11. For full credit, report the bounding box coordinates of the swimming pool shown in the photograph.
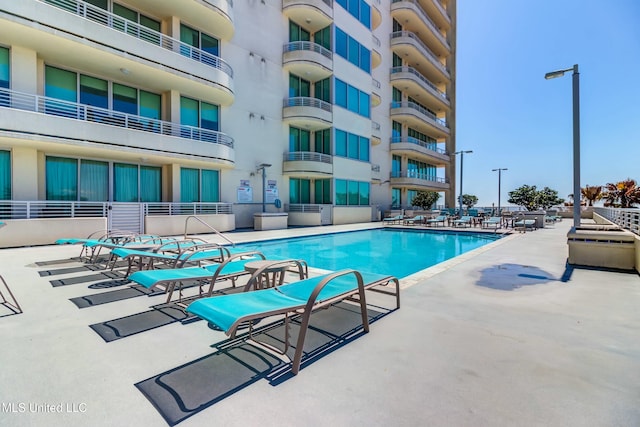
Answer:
[233,229,499,278]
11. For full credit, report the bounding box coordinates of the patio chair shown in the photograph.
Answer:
[127,251,268,307]
[186,269,400,375]
[452,215,473,227]
[403,215,426,226]
[514,218,537,232]
[481,216,502,230]
[425,215,447,227]
[382,214,404,225]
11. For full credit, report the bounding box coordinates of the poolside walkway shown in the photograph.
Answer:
[0,220,638,426]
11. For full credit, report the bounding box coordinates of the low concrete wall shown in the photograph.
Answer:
[288,212,321,226]
[567,227,636,270]
[0,218,106,248]
[332,206,371,225]
[254,213,288,230]
[145,214,235,236]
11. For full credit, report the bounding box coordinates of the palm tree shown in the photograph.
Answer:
[603,179,640,208]
[581,185,603,206]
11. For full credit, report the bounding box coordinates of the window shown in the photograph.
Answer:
[392,121,402,140]
[289,20,310,42]
[335,179,369,205]
[46,157,77,200]
[315,26,331,51]
[314,78,331,103]
[180,24,219,57]
[334,79,369,118]
[392,155,402,177]
[336,0,371,29]
[289,126,310,152]
[408,190,418,207]
[113,3,160,33]
[314,179,331,204]
[114,163,161,202]
[0,150,10,200]
[408,127,438,150]
[80,160,108,201]
[289,178,310,204]
[393,53,403,67]
[335,129,347,157]
[334,27,371,73]
[391,188,401,208]
[180,168,219,202]
[315,128,331,155]
[0,46,9,107]
[334,129,369,161]
[289,74,311,98]
[180,96,219,131]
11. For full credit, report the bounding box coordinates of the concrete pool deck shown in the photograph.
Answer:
[0,220,638,426]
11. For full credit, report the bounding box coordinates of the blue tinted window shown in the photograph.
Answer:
[335,129,347,157]
[347,85,358,112]
[334,79,347,107]
[359,136,370,161]
[360,2,371,29]
[359,92,370,118]
[348,37,359,64]
[335,28,347,58]
[347,133,359,158]
[360,48,371,73]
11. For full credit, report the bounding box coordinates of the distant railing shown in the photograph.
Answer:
[283,41,333,59]
[390,66,448,100]
[371,164,381,172]
[283,0,333,8]
[372,121,381,131]
[372,78,381,89]
[283,96,333,113]
[390,100,447,127]
[391,171,448,183]
[390,136,448,155]
[593,207,640,235]
[0,201,108,219]
[144,203,233,216]
[372,34,381,48]
[390,31,448,75]
[283,151,333,163]
[0,87,234,147]
[42,0,233,77]
[390,0,449,47]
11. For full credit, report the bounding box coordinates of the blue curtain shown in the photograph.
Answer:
[80,160,108,201]
[46,156,77,200]
[140,166,161,202]
[201,169,219,202]
[180,168,199,202]
[0,151,10,199]
[113,163,138,202]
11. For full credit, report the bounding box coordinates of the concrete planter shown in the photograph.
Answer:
[567,227,636,270]
[254,213,288,230]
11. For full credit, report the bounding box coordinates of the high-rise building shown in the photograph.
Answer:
[0,0,455,247]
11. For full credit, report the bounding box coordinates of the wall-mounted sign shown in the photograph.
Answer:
[237,186,253,203]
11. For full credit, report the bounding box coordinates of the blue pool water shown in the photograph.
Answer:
[233,229,499,278]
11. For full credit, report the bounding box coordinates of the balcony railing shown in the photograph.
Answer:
[391,66,448,100]
[43,0,233,78]
[593,207,640,236]
[391,171,447,183]
[372,121,381,131]
[283,41,333,59]
[391,136,448,155]
[390,31,447,75]
[372,78,381,89]
[372,34,381,48]
[283,151,333,163]
[283,97,333,112]
[390,100,447,127]
[0,88,234,147]
[371,164,381,172]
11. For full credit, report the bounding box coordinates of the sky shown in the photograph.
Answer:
[454,0,640,208]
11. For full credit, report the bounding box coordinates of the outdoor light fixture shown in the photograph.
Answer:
[491,168,508,214]
[454,150,473,215]
[256,163,272,212]
[545,64,580,228]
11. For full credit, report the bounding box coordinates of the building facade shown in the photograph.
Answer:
[0,0,456,246]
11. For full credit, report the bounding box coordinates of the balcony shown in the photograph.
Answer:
[371,0,382,29]
[391,0,450,55]
[390,101,449,138]
[282,0,333,32]
[371,34,382,69]
[371,78,382,107]
[390,137,450,165]
[390,66,450,111]
[0,88,235,164]
[390,31,450,84]
[424,0,452,30]
[283,42,333,82]
[283,152,333,177]
[390,171,449,190]
[283,97,333,130]
[2,1,234,104]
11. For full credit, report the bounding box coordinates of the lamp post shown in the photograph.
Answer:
[256,163,272,212]
[545,64,580,228]
[491,168,508,215]
[454,150,473,215]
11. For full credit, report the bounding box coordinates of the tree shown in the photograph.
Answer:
[581,185,603,206]
[603,179,640,208]
[508,185,564,211]
[411,190,440,210]
[461,194,478,210]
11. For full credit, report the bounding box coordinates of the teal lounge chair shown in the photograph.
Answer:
[481,217,502,230]
[404,215,426,226]
[452,215,472,227]
[514,218,536,232]
[186,269,400,375]
[425,215,447,227]
[382,214,403,225]
[128,251,267,306]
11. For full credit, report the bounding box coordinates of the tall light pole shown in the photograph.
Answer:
[256,163,271,212]
[454,150,472,215]
[492,168,508,215]
[545,64,580,228]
